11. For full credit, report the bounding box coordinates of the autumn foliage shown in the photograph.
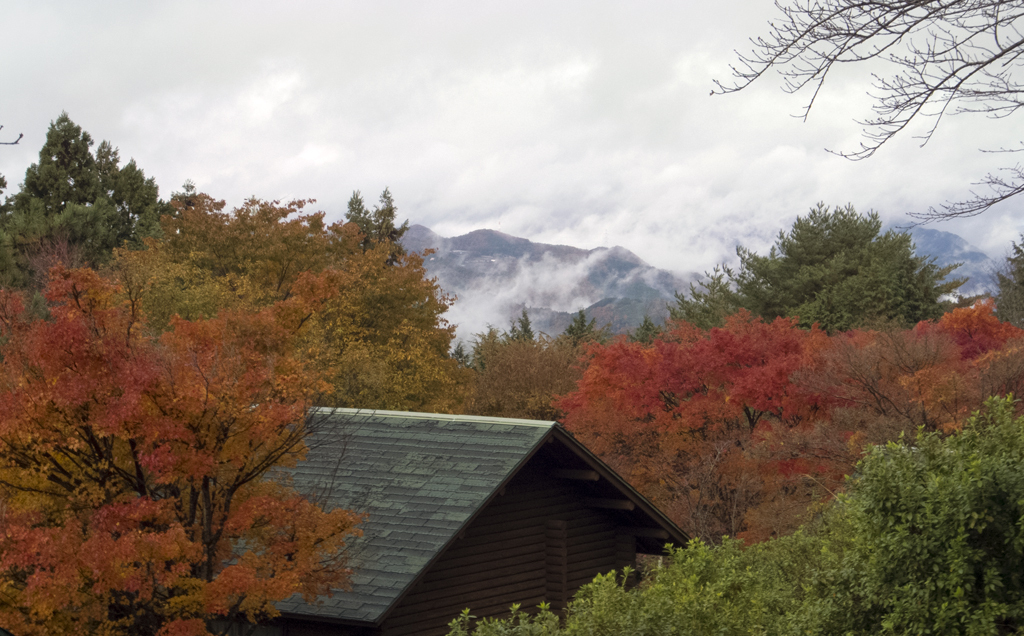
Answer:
[558,301,1024,544]
[112,194,465,413]
[935,297,1023,360]
[0,269,361,636]
[0,187,469,634]
[559,312,833,541]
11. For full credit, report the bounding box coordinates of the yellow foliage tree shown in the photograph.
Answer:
[464,327,584,421]
[112,193,465,414]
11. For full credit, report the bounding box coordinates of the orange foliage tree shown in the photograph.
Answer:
[935,298,1024,360]
[463,321,589,421]
[803,302,1024,443]
[801,326,971,439]
[560,301,1024,545]
[0,269,361,636]
[112,193,465,413]
[558,312,835,543]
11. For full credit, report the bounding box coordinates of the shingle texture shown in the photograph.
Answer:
[276,409,554,625]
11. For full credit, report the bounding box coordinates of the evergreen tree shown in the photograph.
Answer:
[0,171,14,286]
[670,265,741,329]
[469,327,502,372]
[169,179,201,215]
[736,204,962,332]
[0,113,170,288]
[563,309,595,346]
[95,141,167,247]
[507,308,535,342]
[346,190,369,229]
[345,187,410,263]
[561,309,609,347]
[629,315,662,344]
[14,113,100,217]
[681,204,962,333]
[451,341,472,368]
[0,171,8,220]
[995,237,1024,328]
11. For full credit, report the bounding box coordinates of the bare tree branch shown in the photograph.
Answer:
[717,0,1024,221]
[0,125,22,145]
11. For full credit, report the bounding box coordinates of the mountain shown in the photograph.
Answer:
[401,225,695,342]
[906,227,997,296]
[404,224,996,344]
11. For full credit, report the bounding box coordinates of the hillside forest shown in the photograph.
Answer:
[3,115,1024,635]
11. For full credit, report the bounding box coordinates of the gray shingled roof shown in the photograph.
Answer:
[276,409,554,625]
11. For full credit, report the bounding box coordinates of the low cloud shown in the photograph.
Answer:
[412,230,693,343]
[1,0,1020,288]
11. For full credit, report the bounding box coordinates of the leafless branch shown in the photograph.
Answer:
[717,0,1024,219]
[0,125,22,145]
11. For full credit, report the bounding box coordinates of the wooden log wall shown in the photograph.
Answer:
[379,455,637,636]
[545,519,568,611]
[276,620,373,636]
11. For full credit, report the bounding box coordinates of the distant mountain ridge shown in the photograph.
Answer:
[905,227,997,296]
[404,224,997,344]
[402,225,695,341]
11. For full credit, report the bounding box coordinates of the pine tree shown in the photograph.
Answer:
[671,266,741,329]
[345,188,410,264]
[14,113,100,217]
[562,309,608,347]
[629,315,662,344]
[734,204,962,332]
[0,169,8,233]
[507,308,535,342]
[996,237,1024,328]
[679,204,962,333]
[451,341,472,368]
[0,113,170,288]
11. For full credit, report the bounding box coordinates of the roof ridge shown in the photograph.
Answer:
[309,407,557,429]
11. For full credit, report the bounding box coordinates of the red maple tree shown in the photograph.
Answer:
[0,269,361,636]
[934,298,1024,360]
[559,312,835,542]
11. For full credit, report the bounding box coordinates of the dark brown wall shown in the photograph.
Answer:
[379,445,637,636]
[279,620,376,636]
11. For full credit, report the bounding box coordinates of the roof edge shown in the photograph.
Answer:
[311,407,556,429]
[275,611,376,629]
[550,426,690,547]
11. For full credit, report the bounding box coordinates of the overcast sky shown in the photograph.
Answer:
[3,0,1022,277]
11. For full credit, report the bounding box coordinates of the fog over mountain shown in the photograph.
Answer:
[405,224,1000,344]
[402,225,695,342]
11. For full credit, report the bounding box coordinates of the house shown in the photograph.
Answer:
[270,409,687,636]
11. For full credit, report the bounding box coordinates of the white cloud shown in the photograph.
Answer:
[1,0,1021,307]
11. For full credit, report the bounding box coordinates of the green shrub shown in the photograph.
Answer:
[812,395,1024,635]
[448,536,819,636]
[449,396,1024,636]
[447,603,561,636]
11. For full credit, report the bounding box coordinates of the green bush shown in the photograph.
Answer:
[448,535,821,636]
[815,396,1024,635]
[450,397,1024,636]
[447,603,561,636]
